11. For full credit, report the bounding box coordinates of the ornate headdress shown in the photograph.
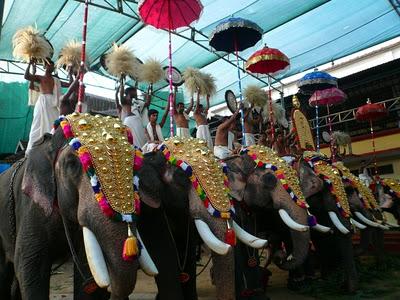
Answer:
[55,113,143,261]
[380,178,400,199]
[303,151,350,218]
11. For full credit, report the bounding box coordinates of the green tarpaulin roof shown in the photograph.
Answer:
[1,0,400,107]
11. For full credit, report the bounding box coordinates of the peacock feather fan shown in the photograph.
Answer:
[56,40,84,74]
[139,58,163,84]
[244,85,268,107]
[199,72,217,97]
[12,26,53,63]
[105,44,141,79]
[183,67,206,96]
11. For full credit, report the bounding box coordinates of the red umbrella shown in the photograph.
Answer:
[245,46,290,75]
[245,46,290,141]
[355,100,388,176]
[138,0,203,137]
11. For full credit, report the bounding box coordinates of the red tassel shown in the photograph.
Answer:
[225,220,236,246]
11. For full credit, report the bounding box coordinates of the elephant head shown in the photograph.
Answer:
[224,146,311,270]
[137,139,266,300]
[377,179,400,227]
[21,115,157,299]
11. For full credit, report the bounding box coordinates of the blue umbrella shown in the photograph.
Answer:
[297,69,338,152]
[209,17,263,146]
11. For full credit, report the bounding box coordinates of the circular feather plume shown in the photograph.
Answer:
[183,67,206,96]
[56,40,85,74]
[199,72,217,97]
[105,44,141,79]
[140,58,163,84]
[244,85,268,107]
[262,101,288,128]
[332,131,351,146]
[12,26,53,63]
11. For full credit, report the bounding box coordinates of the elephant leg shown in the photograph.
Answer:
[11,276,22,300]
[0,242,14,298]
[357,227,372,255]
[371,228,386,268]
[180,224,198,300]
[337,234,358,293]
[14,226,51,300]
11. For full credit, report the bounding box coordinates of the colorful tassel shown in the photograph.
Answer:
[307,215,317,227]
[122,225,138,261]
[225,221,236,246]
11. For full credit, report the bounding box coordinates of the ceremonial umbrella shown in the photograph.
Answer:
[138,0,203,137]
[209,17,263,146]
[309,87,347,159]
[297,69,338,151]
[355,100,388,176]
[245,46,290,140]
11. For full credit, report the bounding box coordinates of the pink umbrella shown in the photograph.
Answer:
[309,87,347,160]
[138,0,203,137]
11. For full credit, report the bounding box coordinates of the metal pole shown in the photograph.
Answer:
[77,0,89,113]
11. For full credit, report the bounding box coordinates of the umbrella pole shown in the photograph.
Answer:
[168,18,174,137]
[369,119,378,177]
[77,0,89,113]
[234,38,246,147]
[268,75,275,143]
[315,104,320,151]
[326,105,335,161]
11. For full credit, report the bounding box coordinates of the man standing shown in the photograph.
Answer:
[142,106,168,153]
[173,87,193,137]
[193,95,213,149]
[214,107,241,159]
[24,59,61,153]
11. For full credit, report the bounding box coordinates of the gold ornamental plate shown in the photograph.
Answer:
[292,109,315,150]
[67,113,136,215]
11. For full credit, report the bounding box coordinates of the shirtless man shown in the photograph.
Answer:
[243,105,261,146]
[193,95,213,149]
[173,87,193,137]
[24,59,62,153]
[214,107,241,159]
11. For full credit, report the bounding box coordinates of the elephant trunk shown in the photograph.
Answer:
[271,185,310,270]
[188,188,235,300]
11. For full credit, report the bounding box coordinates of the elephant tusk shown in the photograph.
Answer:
[350,218,366,230]
[83,227,110,288]
[385,221,400,228]
[232,221,268,249]
[136,230,158,276]
[278,209,308,232]
[378,224,390,230]
[354,212,382,228]
[311,223,332,233]
[328,211,350,234]
[194,219,231,255]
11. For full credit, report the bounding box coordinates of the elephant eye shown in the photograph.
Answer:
[64,154,82,174]
[261,172,277,189]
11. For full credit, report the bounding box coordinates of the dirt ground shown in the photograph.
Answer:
[50,255,400,300]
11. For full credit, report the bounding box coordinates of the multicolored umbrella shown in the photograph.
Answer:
[355,100,388,176]
[245,45,290,141]
[138,0,203,137]
[209,17,263,146]
[309,87,347,159]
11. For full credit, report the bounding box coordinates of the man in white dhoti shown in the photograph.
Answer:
[142,108,168,153]
[116,85,152,148]
[214,108,240,159]
[193,95,213,149]
[25,59,61,153]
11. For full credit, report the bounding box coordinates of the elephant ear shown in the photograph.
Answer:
[22,131,65,216]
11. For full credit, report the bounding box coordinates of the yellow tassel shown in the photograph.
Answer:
[122,225,138,261]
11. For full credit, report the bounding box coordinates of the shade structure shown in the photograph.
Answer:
[138,0,203,30]
[209,17,263,53]
[138,0,203,137]
[309,87,347,107]
[355,102,388,121]
[245,46,290,75]
[298,70,337,94]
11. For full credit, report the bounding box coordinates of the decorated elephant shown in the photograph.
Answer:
[138,137,267,300]
[297,151,360,293]
[0,114,159,299]
[223,145,329,296]
[378,178,400,226]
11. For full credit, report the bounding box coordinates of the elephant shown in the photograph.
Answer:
[297,155,359,293]
[0,117,160,299]
[136,140,267,300]
[378,179,400,226]
[223,146,315,297]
